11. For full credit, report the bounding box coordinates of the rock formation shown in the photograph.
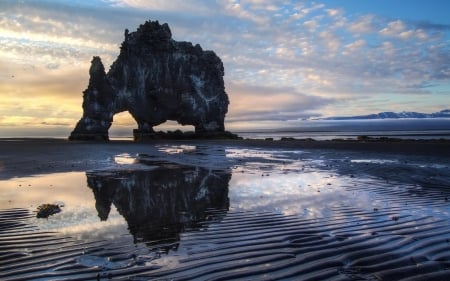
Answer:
[69,20,229,141]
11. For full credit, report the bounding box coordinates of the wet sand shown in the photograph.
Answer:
[1,138,450,280]
[1,138,449,178]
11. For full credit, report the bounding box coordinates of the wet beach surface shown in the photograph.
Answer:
[1,139,450,280]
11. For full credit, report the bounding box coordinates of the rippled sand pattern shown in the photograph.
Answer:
[2,195,450,280]
[1,142,450,280]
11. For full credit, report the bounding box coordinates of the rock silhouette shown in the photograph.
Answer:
[69,20,229,141]
[86,161,230,245]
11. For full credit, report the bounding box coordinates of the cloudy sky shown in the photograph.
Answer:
[1,0,449,136]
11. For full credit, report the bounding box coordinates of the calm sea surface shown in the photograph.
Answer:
[235,119,450,140]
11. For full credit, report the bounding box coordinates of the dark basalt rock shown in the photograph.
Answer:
[36,203,62,218]
[69,20,230,141]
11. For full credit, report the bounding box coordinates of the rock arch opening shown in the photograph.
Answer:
[108,111,137,140]
[108,113,195,140]
[153,121,195,133]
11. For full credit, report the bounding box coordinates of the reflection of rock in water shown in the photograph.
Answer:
[86,163,230,245]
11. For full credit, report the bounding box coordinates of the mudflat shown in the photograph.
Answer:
[1,138,450,280]
[0,138,448,177]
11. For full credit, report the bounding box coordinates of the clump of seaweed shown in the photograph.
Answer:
[36,203,62,218]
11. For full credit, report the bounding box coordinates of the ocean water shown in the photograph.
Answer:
[2,118,449,140]
[235,118,450,140]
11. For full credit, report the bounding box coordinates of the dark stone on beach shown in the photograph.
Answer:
[280,137,296,141]
[69,20,229,141]
[36,203,61,218]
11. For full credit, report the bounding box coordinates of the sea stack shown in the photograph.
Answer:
[69,20,229,141]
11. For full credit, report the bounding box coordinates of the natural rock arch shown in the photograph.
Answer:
[69,20,229,141]
[108,111,138,138]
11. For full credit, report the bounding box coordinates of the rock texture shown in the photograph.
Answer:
[69,20,229,141]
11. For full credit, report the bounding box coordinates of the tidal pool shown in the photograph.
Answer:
[1,146,450,280]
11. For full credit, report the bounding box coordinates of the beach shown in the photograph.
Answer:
[1,138,450,280]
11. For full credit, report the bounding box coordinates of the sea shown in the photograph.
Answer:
[2,118,449,140]
[233,118,450,140]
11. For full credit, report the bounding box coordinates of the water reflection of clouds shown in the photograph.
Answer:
[226,148,306,163]
[114,153,136,164]
[156,145,197,155]
[38,206,129,241]
[229,170,378,218]
[351,159,398,164]
[0,171,129,240]
[0,172,90,209]
[225,147,395,219]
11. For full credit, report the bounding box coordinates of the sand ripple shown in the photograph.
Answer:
[1,142,450,280]
[1,201,450,280]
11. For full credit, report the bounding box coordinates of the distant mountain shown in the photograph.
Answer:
[324,109,450,120]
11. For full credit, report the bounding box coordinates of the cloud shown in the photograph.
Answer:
[379,20,428,40]
[347,14,377,34]
[384,19,406,32]
[415,21,450,31]
[46,63,60,70]
[326,8,341,18]
[106,0,213,12]
[227,82,335,122]
[0,0,449,133]
[344,39,366,53]
[303,20,319,31]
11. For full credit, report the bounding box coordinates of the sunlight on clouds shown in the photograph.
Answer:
[326,9,341,17]
[300,3,325,15]
[0,10,119,52]
[0,56,87,132]
[380,20,406,36]
[0,94,81,127]
[0,116,75,127]
[107,0,214,14]
[0,58,88,98]
[347,15,376,34]
[378,19,431,41]
[1,28,118,53]
[343,39,366,54]
[319,31,341,53]
[112,111,136,126]
[306,73,330,87]
[303,20,318,32]
[221,0,270,25]
[380,41,395,56]
[226,82,333,124]
[0,0,449,134]
[275,47,295,59]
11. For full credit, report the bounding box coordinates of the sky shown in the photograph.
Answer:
[1,0,449,136]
